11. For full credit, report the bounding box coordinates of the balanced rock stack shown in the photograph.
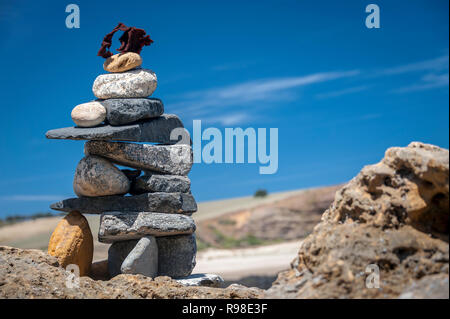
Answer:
[44,24,219,284]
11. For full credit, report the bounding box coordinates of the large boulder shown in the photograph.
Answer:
[47,211,94,277]
[266,142,449,299]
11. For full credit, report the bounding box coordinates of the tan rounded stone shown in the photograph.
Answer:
[103,52,143,73]
[47,211,93,277]
[73,155,130,197]
[71,102,106,127]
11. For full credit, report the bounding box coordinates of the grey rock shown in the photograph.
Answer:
[99,98,164,126]
[175,274,224,288]
[108,240,138,277]
[73,155,130,197]
[50,192,197,214]
[85,141,193,175]
[120,236,158,278]
[45,114,185,144]
[156,234,197,278]
[131,174,191,194]
[93,68,157,99]
[98,212,196,243]
[398,274,449,299]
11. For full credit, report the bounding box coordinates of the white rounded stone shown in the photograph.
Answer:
[71,102,106,127]
[92,68,157,99]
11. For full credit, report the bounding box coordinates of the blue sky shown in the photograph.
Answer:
[0,0,448,218]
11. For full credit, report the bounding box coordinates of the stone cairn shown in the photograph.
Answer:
[45,28,222,286]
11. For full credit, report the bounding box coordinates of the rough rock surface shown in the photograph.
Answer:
[0,246,263,298]
[120,236,158,278]
[73,155,130,197]
[98,211,196,243]
[47,211,93,277]
[132,174,191,194]
[99,98,163,126]
[176,273,224,288]
[51,192,197,215]
[157,234,197,278]
[103,52,142,73]
[266,142,449,299]
[93,68,157,99]
[46,114,185,144]
[71,101,107,127]
[398,273,449,299]
[85,141,193,175]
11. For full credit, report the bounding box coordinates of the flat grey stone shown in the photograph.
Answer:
[99,98,164,126]
[98,212,196,243]
[108,239,138,277]
[157,234,197,278]
[93,68,157,99]
[85,141,193,175]
[120,236,158,278]
[131,174,191,194]
[175,274,224,288]
[45,114,185,144]
[50,192,197,214]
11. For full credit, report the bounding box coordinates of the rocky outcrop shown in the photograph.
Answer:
[266,142,449,299]
[0,246,262,299]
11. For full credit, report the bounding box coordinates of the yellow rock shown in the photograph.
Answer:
[103,52,142,73]
[48,211,93,276]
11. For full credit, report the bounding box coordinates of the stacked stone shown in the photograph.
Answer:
[46,52,198,279]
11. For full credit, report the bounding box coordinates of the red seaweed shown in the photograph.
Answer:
[97,23,153,58]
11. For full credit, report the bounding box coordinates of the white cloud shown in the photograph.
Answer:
[315,85,370,99]
[202,113,251,126]
[378,55,449,76]
[170,70,360,117]
[393,72,449,93]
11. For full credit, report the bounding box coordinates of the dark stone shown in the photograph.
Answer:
[50,192,197,214]
[99,98,164,126]
[45,114,185,144]
[98,212,196,243]
[121,169,141,182]
[108,240,138,277]
[131,174,191,194]
[157,234,197,278]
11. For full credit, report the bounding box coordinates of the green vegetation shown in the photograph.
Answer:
[211,227,264,249]
[196,238,212,251]
[254,189,268,198]
[217,218,237,226]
